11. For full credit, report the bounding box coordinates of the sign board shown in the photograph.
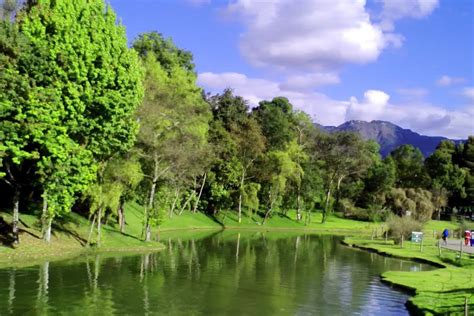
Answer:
[411,231,423,243]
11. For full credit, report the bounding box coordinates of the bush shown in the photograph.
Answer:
[387,214,423,244]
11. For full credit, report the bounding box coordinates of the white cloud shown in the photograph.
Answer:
[437,75,467,86]
[462,87,474,101]
[198,71,473,138]
[226,0,388,72]
[223,0,438,82]
[279,73,340,91]
[379,0,439,31]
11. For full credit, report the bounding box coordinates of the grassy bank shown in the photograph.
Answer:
[343,221,474,315]
[0,204,165,268]
[1,202,378,267]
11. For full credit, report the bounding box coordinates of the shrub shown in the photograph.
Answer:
[387,214,423,244]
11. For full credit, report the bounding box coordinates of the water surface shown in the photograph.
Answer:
[0,232,433,315]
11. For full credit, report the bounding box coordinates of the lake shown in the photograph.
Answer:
[0,232,434,315]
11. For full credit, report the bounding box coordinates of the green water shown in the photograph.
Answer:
[0,232,433,315]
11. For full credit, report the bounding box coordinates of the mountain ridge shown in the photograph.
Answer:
[314,120,461,157]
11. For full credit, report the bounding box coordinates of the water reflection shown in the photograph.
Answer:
[0,233,434,315]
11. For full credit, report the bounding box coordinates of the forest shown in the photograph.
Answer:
[1,0,473,247]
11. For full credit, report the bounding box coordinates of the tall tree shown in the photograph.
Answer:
[314,132,374,223]
[134,34,210,241]
[252,97,296,150]
[207,90,265,222]
[15,0,144,241]
[425,140,466,214]
[390,144,429,189]
[459,136,474,204]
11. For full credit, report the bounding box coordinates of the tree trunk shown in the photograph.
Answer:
[262,195,275,225]
[144,155,159,241]
[322,179,333,224]
[178,190,195,216]
[12,188,20,245]
[193,172,207,213]
[335,175,344,213]
[296,187,301,221]
[145,223,151,242]
[238,170,245,223]
[144,179,157,239]
[87,214,96,247]
[169,188,180,218]
[305,208,311,225]
[96,207,102,248]
[118,202,125,234]
[41,192,52,243]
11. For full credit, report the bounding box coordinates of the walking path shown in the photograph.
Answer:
[440,239,474,254]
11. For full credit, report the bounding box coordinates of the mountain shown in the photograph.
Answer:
[314,120,457,157]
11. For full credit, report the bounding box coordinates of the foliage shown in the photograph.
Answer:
[386,214,423,243]
[390,144,429,188]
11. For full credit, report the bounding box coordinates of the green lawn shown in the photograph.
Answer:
[344,220,474,315]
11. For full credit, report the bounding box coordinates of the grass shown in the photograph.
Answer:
[0,202,378,267]
[0,204,164,268]
[343,220,474,315]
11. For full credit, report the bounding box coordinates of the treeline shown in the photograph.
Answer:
[1,0,473,246]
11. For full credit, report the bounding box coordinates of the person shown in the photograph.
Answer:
[464,230,471,246]
[471,230,474,247]
[442,228,449,245]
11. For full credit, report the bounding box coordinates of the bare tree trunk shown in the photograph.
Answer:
[335,175,345,213]
[296,187,302,221]
[169,188,180,219]
[97,207,102,248]
[322,178,333,224]
[117,202,125,234]
[87,214,96,247]
[144,154,161,241]
[262,195,275,225]
[145,223,151,242]
[193,172,207,213]
[238,170,245,223]
[41,192,52,243]
[178,190,195,216]
[12,188,20,245]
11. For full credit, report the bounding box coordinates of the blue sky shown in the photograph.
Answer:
[109,0,473,138]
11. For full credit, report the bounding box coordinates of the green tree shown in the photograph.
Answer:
[134,35,209,241]
[390,145,429,188]
[252,97,296,150]
[208,90,265,222]
[314,132,374,223]
[459,136,474,204]
[14,0,144,241]
[359,152,396,209]
[425,140,466,215]
[262,140,306,224]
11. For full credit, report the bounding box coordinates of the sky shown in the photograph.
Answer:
[109,0,473,139]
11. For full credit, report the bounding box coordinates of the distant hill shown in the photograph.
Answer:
[314,120,459,157]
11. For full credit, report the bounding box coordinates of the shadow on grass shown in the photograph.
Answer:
[52,222,87,247]
[0,216,14,248]
[205,213,225,228]
[0,216,42,248]
[102,225,143,241]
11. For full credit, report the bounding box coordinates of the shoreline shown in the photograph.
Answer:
[342,236,473,315]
